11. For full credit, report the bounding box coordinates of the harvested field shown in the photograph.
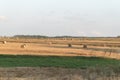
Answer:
[0,37,119,59]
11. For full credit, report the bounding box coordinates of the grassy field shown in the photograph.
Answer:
[0,55,120,68]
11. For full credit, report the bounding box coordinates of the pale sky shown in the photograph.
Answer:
[0,0,120,37]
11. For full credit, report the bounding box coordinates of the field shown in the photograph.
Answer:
[0,55,120,80]
[0,55,120,68]
[0,37,120,59]
[0,37,120,80]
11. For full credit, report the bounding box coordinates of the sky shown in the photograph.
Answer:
[0,0,120,37]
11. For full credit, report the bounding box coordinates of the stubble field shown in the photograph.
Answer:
[0,37,120,59]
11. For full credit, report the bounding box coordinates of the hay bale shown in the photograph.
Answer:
[3,41,6,44]
[68,44,72,47]
[83,44,87,48]
[21,44,26,48]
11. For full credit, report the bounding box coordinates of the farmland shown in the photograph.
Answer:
[0,55,120,80]
[0,37,120,59]
[0,55,120,68]
[0,37,120,80]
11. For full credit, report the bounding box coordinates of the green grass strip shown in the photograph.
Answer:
[0,55,120,68]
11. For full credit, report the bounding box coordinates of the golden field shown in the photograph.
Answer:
[0,37,120,59]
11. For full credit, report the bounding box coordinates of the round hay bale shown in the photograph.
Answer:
[68,44,72,47]
[83,44,87,48]
[3,41,6,44]
[21,44,26,48]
